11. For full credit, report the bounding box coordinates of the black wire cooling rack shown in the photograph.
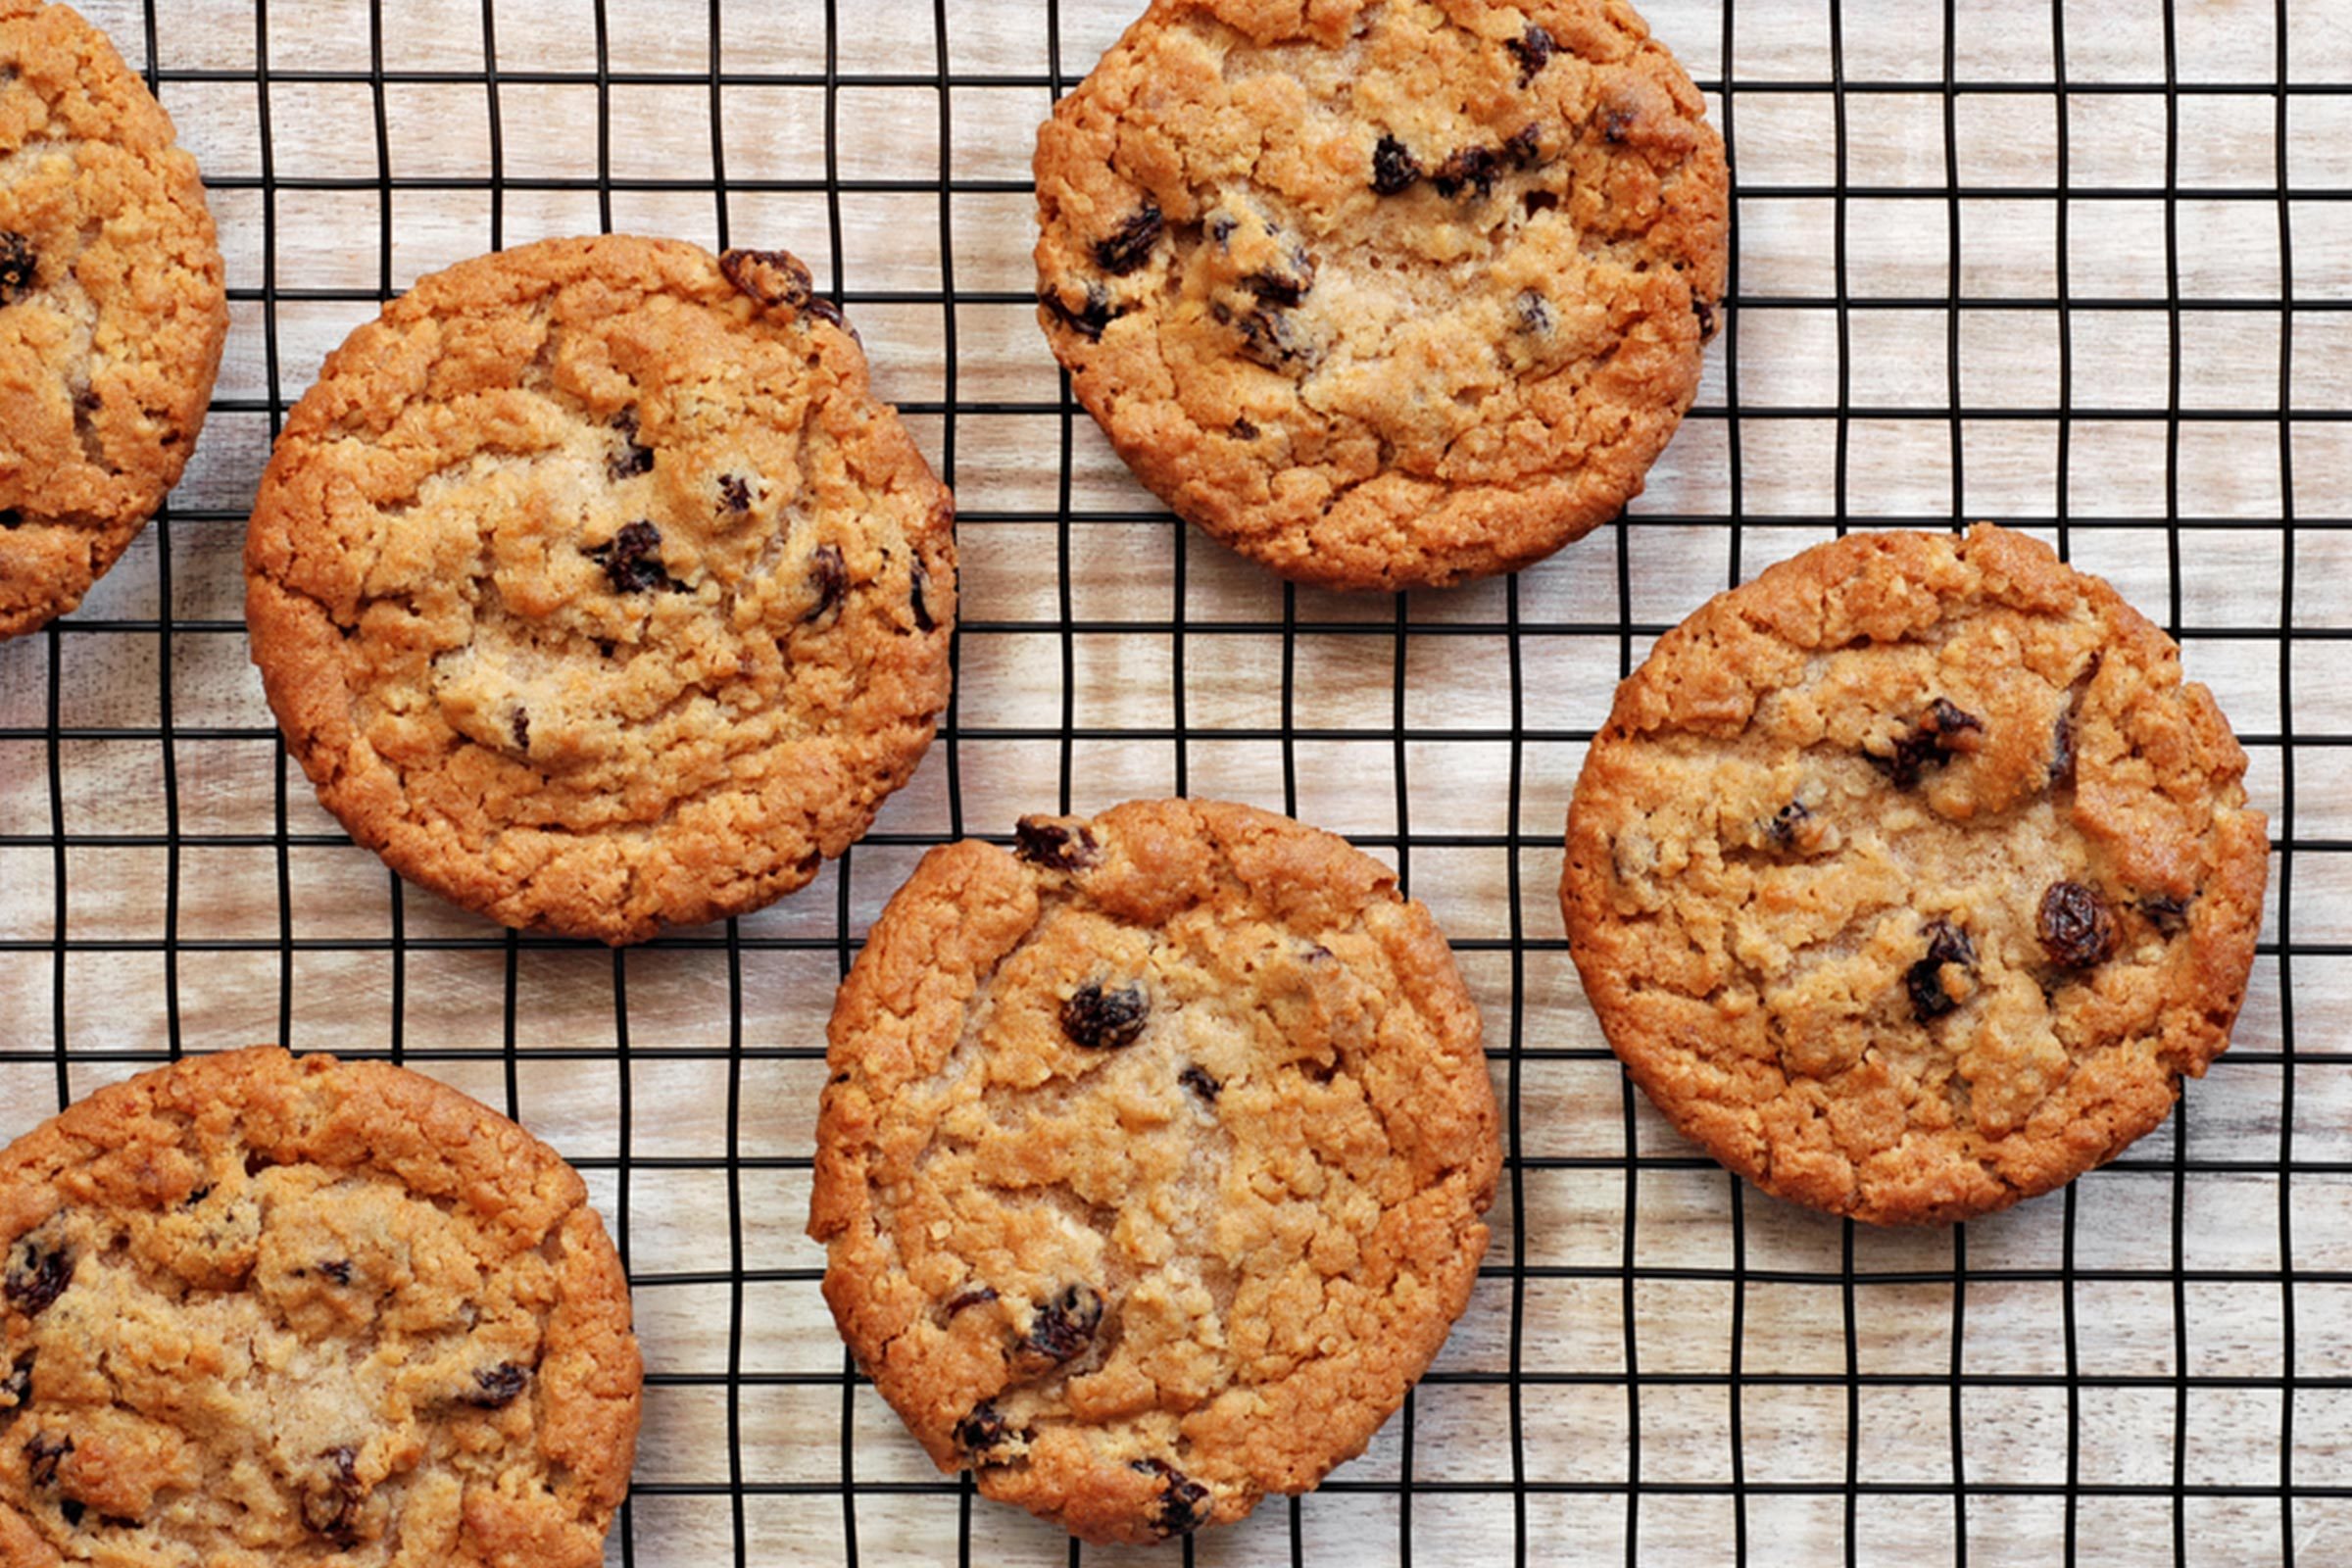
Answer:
[1,1,2344,1563]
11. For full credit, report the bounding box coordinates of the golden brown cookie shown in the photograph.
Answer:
[245,234,956,945]
[0,1047,641,1566]
[1033,0,1728,592]
[0,0,227,639]
[1561,524,2270,1225]
[809,799,1500,1544]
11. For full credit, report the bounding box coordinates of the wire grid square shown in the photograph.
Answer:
[0,0,2343,1563]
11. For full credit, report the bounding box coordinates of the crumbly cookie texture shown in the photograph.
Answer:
[245,234,956,945]
[1561,524,2270,1225]
[1033,0,1728,592]
[0,1047,641,1567]
[0,0,227,638]
[810,799,1499,1544]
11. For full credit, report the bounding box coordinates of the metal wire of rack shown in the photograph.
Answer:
[0,0,2344,1563]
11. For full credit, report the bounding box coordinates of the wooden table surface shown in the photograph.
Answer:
[2,1,2347,1563]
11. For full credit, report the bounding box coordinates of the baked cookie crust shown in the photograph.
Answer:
[809,799,1499,1544]
[245,234,956,945]
[0,1047,641,1566]
[1034,0,1728,591]
[0,0,227,638]
[1561,525,2270,1225]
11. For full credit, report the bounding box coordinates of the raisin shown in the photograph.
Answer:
[804,544,847,622]
[1014,817,1099,871]
[58,1497,82,1527]
[1514,289,1551,334]
[1026,1284,1102,1363]
[465,1363,529,1409]
[5,1244,71,1318]
[804,296,850,332]
[1131,1457,1210,1537]
[1371,134,1422,194]
[0,231,33,305]
[1925,697,1983,742]
[1061,981,1149,1050]
[1693,298,1719,342]
[2049,658,2102,785]
[718,247,814,311]
[1871,698,1984,788]
[1506,23,1555,86]
[717,473,753,513]
[1179,1064,1221,1102]
[1094,203,1164,275]
[1244,245,1315,310]
[606,409,654,480]
[1231,416,1258,441]
[2038,881,2117,969]
[1215,300,1314,369]
[510,710,530,751]
[1767,800,1810,846]
[1041,281,1116,340]
[910,561,936,631]
[1503,123,1544,169]
[945,1284,999,1317]
[301,1446,362,1544]
[2,1351,30,1420]
[1905,919,1976,1023]
[1432,144,1501,199]
[954,1399,1023,1462]
[2048,711,2075,785]
[1602,106,1638,143]
[1208,213,1238,248]
[590,519,674,594]
[318,1259,353,1286]
[2140,894,2190,934]
[24,1432,70,1489]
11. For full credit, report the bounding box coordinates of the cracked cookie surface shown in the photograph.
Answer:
[245,234,956,945]
[809,799,1499,1544]
[0,0,227,639]
[1561,525,2270,1225]
[1033,0,1727,591]
[0,1047,641,1567]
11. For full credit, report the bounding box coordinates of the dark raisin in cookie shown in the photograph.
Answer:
[1561,525,2269,1225]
